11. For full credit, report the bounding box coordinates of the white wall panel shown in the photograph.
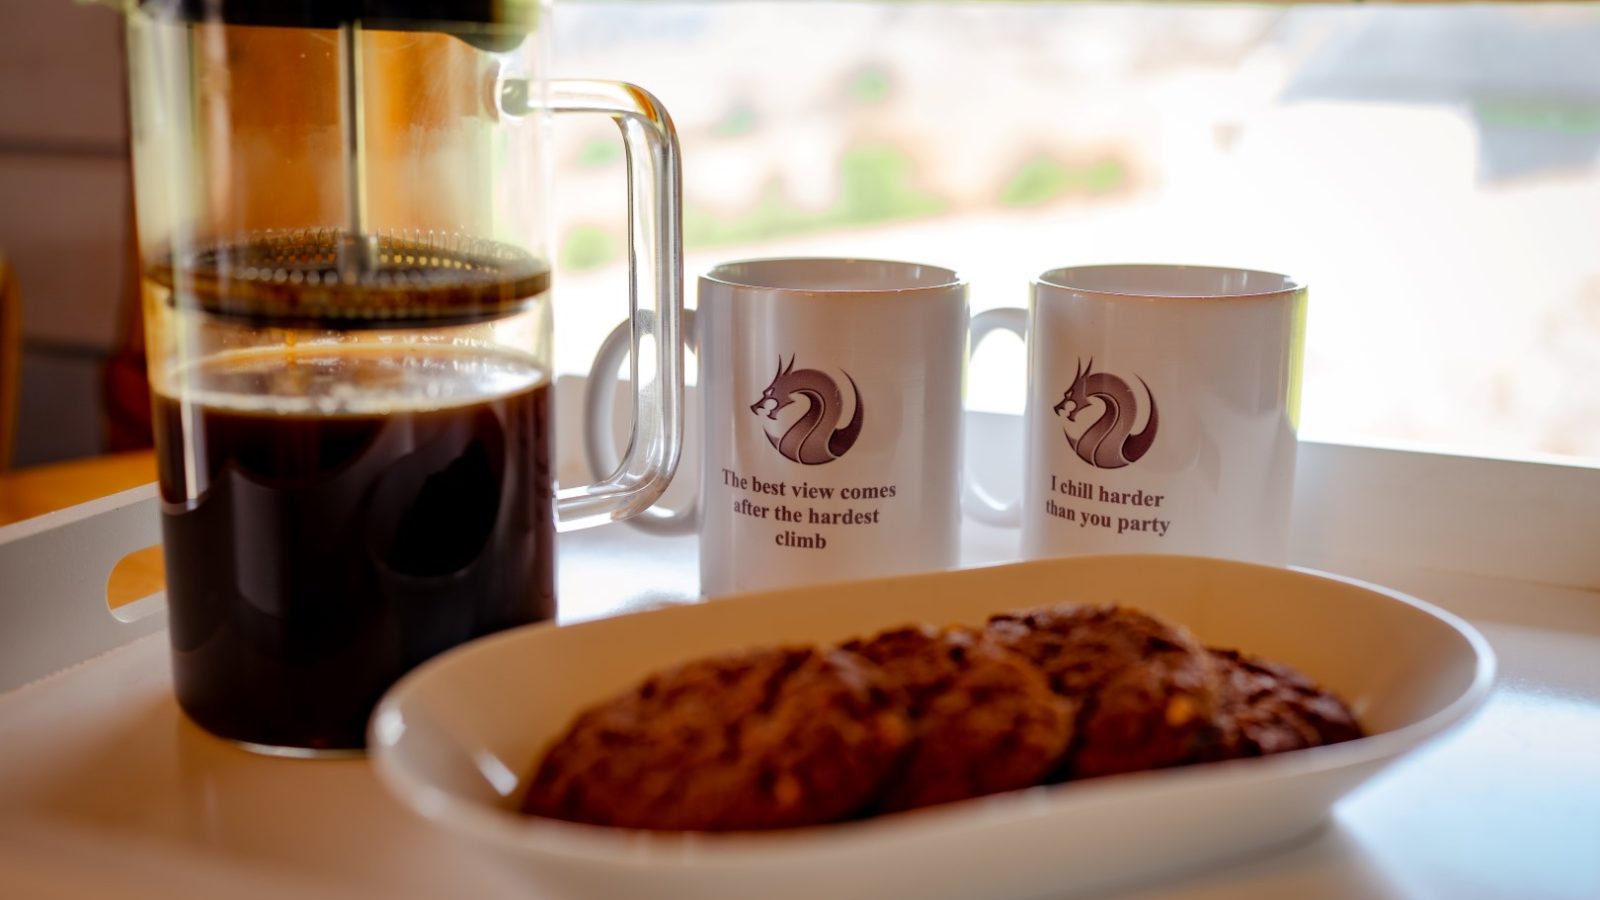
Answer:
[0,155,130,349]
[0,0,127,151]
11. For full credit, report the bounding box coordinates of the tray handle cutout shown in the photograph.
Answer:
[106,545,165,623]
[0,484,166,691]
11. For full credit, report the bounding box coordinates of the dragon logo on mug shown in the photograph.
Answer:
[1054,358,1158,469]
[750,356,864,465]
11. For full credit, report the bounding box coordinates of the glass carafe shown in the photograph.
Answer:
[123,0,683,754]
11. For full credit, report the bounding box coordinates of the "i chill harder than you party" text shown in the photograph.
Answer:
[1044,474,1169,536]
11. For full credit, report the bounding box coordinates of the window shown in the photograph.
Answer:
[550,2,1600,464]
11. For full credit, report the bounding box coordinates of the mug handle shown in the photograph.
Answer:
[544,80,686,531]
[584,309,700,536]
[964,307,1028,527]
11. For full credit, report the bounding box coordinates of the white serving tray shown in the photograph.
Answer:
[1,380,1598,899]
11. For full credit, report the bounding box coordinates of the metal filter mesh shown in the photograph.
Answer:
[149,230,550,328]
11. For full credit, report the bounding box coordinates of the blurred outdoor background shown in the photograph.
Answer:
[550,2,1600,464]
[1,1,1597,466]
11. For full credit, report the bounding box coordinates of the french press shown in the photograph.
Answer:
[123,0,684,753]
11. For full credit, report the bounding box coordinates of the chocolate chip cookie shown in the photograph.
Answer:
[843,625,1074,812]
[522,645,910,830]
[986,604,1227,779]
[1209,648,1364,756]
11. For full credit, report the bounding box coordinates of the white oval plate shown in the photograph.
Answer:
[369,555,1494,900]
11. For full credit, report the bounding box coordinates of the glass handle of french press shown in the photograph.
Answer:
[542,80,686,531]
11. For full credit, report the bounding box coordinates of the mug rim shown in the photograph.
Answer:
[701,257,966,295]
[1034,263,1304,300]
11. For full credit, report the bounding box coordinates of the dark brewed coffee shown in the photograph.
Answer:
[153,346,553,751]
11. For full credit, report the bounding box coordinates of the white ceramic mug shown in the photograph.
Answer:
[587,258,969,596]
[967,264,1307,564]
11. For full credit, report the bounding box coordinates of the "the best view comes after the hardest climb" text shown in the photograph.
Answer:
[721,467,896,549]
